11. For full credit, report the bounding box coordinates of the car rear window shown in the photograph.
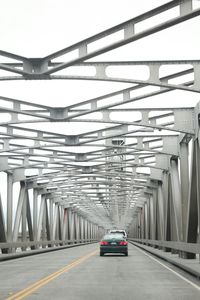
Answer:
[103,233,124,240]
[110,230,126,236]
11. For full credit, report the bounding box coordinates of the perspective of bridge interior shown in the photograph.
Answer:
[1,1,200,299]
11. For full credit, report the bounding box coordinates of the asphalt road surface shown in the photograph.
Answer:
[0,243,200,300]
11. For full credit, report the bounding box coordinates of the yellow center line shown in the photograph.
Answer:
[6,249,98,300]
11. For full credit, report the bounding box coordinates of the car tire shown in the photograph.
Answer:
[100,252,104,256]
[125,252,128,256]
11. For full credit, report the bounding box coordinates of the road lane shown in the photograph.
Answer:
[1,243,200,300]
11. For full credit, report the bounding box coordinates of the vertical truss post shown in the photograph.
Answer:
[97,225,100,239]
[45,198,51,247]
[196,140,200,243]
[33,188,38,241]
[185,139,200,258]
[80,216,84,242]
[68,209,75,243]
[135,217,139,238]
[7,173,13,246]
[87,220,90,241]
[67,208,72,242]
[91,223,94,240]
[26,190,34,249]
[93,224,95,240]
[90,222,93,240]
[62,208,68,244]
[13,182,26,245]
[52,202,58,243]
[83,217,86,241]
[84,218,87,241]
[89,222,92,240]
[94,224,96,239]
[81,217,85,241]
[170,159,183,242]
[37,194,45,244]
[71,210,75,243]
[77,214,80,242]
[58,205,63,245]
[22,188,27,251]
[92,223,94,240]
[133,218,138,238]
[41,196,47,248]
[162,173,171,248]
[86,219,89,241]
[145,198,150,240]
[89,222,92,241]
[74,212,78,243]
[179,141,189,242]
[169,174,178,245]
[94,224,97,240]
[149,190,157,243]
[0,193,7,253]
[140,206,145,240]
[137,209,142,239]
[157,183,164,241]
[97,225,100,240]
[179,141,192,258]
[49,198,53,243]
[127,219,134,238]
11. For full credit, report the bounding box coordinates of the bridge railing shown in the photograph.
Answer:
[129,239,200,258]
[0,239,98,254]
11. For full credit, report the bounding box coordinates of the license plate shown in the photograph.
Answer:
[111,242,117,245]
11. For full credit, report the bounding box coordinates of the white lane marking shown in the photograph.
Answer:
[135,245,200,291]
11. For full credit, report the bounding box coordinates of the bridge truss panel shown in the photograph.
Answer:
[0,0,200,257]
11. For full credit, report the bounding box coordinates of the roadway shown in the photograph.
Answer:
[0,243,200,300]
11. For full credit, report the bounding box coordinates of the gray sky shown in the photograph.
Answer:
[0,0,200,108]
[1,0,200,214]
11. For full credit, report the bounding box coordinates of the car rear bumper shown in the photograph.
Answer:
[100,246,128,253]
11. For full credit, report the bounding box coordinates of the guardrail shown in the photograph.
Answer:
[128,239,200,256]
[0,239,98,257]
[0,239,96,250]
[0,239,99,261]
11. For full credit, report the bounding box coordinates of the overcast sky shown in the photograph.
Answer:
[1,0,200,217]
[0,0,200,109]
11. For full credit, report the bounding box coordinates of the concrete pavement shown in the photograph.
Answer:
[0,243,200,300]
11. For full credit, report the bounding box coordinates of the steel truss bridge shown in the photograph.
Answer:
[0,0,200,259]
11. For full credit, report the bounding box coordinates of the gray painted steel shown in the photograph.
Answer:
[0,0,200,261]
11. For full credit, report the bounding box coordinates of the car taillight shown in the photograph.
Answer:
[100,241,109,245]
[119,241,128,246]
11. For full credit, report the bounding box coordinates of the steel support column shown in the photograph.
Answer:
[170,159,183,241]
[62,208,69,243]
[68,209,75,243]
[37,194,45,242]
[185,139,200,258]
[52,202,58,242]
[163,172,171,244]
[26,190,34,249]
[179,142,189,242]
[7,173,13,244]
[144,200,150,240]
[149,191,157,241]
[13,182,26,243]
[33,188,38,241]
[80,216,84,242]
[0,193,7,253]
[21,189,27,251]
[157,183,164,241]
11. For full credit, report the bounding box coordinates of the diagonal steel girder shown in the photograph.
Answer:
[0,0,200,234]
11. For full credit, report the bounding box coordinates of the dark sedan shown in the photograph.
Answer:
[99,233,128,256]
